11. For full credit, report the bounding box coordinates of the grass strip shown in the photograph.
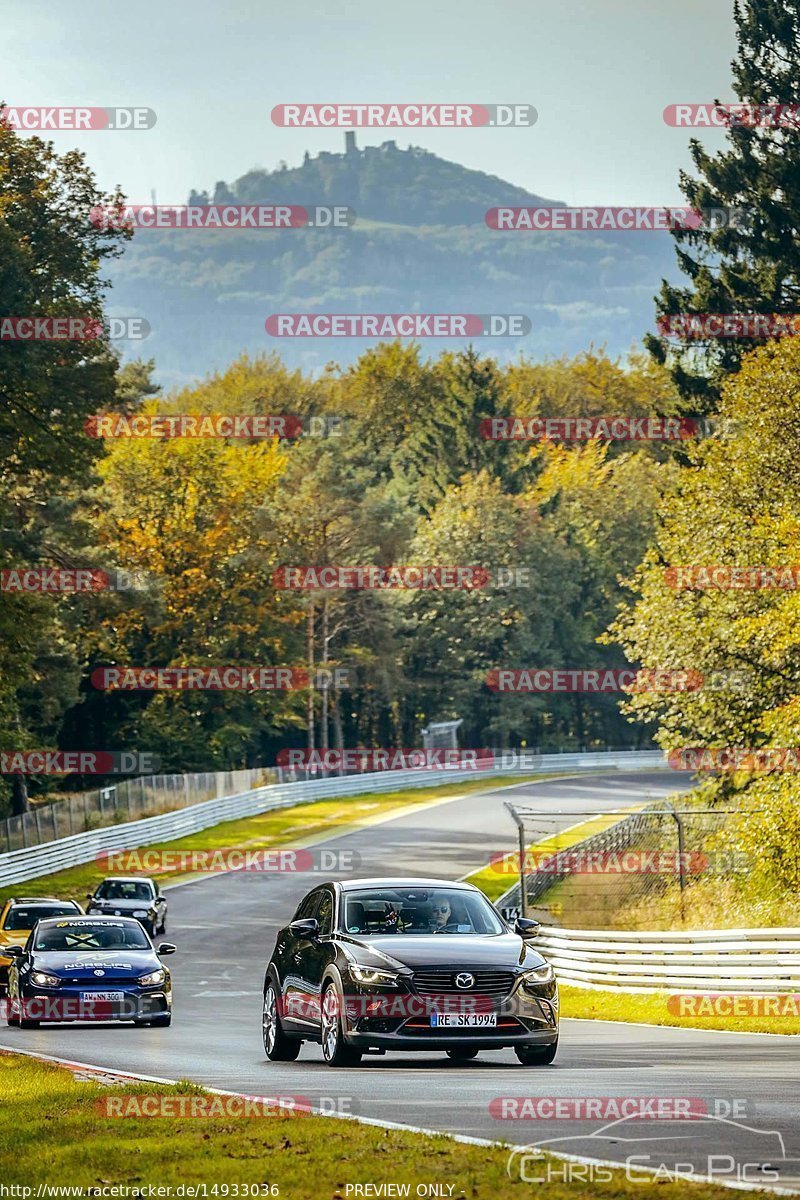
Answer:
[0,1050,748,1198]
[560,984,800,1034]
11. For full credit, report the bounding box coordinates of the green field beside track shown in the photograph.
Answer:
[0,1051,749,1200]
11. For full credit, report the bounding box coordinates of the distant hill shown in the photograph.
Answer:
[108,136,679,386]
[190,136,564,226]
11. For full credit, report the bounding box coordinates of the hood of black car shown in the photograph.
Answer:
[340,933,546,972]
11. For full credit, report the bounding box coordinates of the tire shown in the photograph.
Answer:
[320,983,362,1067]
[159,916,167,935]
[515,1039,558,1066]
[446,1048,479,1061]
[6,995,19,1026]
[262,981,301,1061]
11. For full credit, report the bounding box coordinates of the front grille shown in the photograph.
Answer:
[62,976,136,986]
[412,970,516,998]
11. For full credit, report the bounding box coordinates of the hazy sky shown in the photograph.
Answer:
[4,0,738,207]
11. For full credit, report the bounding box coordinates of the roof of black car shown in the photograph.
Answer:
[337,877,478,892]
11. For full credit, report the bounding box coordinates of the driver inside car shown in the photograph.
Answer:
[429,895,453,931]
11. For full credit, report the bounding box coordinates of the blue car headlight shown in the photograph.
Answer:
[138,968,166,986]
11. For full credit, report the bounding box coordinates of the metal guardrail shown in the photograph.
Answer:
[535,926,800,993]
[1,766,281,853]
[0,749,666,887]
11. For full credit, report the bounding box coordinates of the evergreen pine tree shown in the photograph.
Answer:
[647,0,800,414]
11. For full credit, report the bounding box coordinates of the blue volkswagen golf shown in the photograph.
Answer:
[5,915,175,1027]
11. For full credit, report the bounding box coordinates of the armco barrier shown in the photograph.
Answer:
[536,926,800,993]
[0,750,665,887]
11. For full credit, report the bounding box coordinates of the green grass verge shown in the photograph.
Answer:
[0,1051,746,1198]
[560,984,800,1035]
[3,776,541,906]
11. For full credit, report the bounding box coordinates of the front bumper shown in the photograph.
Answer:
[346,1028,558,1051]
[17,985,171,1023]
[341,983,558,1050]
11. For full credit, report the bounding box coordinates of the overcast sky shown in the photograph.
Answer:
[3,0,739,208]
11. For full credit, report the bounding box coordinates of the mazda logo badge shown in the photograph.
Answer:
[455,972,474,989]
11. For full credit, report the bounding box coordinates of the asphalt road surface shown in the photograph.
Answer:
[4,771,799,1191]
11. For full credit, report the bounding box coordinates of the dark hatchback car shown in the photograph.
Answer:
[262,877,558,1067]
[86,877,167,937]
[5,915,175,1028]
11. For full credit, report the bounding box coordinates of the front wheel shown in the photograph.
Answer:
[515,1038,558,1066]
[446,1048,479,1061]
[320,984,361,1067]
[263,983,301,1061]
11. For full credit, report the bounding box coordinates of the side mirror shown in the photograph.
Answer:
[515,917,541,938]
[4,945,24,958]
[289,918,319,939]
[86,894,95,901]
[157,942,177,955]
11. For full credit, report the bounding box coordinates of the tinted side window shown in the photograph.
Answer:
[316,890,334,936]
[293,891,320,921]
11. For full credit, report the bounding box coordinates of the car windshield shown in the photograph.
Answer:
[95,881,154,901]
[4,904,78,930]
[341,888,504,936]
[33,922,151,951]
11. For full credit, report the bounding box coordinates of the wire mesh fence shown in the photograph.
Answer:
[499,801,751,930]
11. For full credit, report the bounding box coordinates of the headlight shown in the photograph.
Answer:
[138,969,166,986]
[31,970,60,988]
[133,910,148,918]
[349,964,399,986]
[520,963,555,986]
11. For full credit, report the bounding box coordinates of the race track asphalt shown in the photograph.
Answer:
[3,771,798,1191]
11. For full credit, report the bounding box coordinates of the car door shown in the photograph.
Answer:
[280,890,322,1032]
[303,887,336,1031]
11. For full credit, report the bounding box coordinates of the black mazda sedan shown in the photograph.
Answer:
[262,877,558,1067]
